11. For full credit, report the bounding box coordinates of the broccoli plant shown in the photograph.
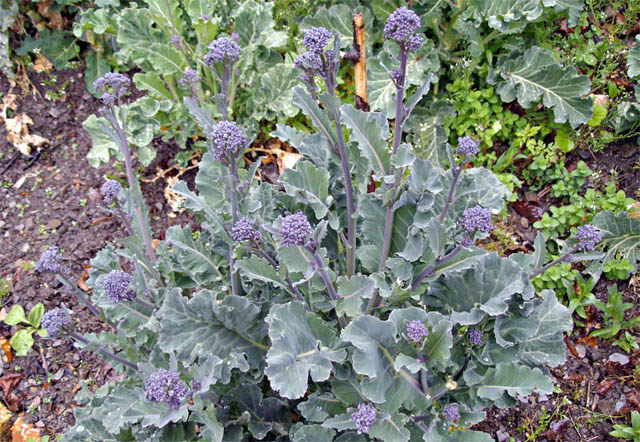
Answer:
[46,7,606,441]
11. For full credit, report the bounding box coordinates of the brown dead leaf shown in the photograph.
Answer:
[596,378,616,394]
[166,175,186,213]
[274,148,302,173]
[0,338,12,363]
[33,55,53,73]
[2,113,49,156]
[37,0,65,30]
[11,415,40,442]
[628,201,640,219]
[576,335,599,348]
[77,268,90,292]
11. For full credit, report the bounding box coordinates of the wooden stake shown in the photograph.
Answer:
[352,13,369,111]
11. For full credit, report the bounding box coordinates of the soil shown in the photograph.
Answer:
[0,66,638,441]
[0,66,194,436]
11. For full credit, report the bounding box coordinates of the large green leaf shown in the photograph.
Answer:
[341,316,399,403]
[236,255,288,289]
[265,302,346,399]
[116,8,165,64]
[250,63,300,120]
[543,0,584,26]
[492,46,592,128]
[147,43,185,75]
[147,0,185,32]
[472,0,543,32]
[291,424,336,442]
[340,105,390,178]
[297,393,346,422]
[335,275,376,317]
[477,363,553,400]
[593,210,640,270]
[300,5,367,48]
[234,0,287,49]
[158,289,267,366]
[281,161,333,220]
[165,226,228,287]
[369,412,410,442]
[427,254,524,324]
[629,35,640,79]
[225,384,288,439]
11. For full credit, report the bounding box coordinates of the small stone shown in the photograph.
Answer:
[574,344,586,358]
[46,219,62,230]
[496,429,510,442]
[520,217,529,228]
[21,243,29,253]
[608,352,630,365]
[53,368,64,381]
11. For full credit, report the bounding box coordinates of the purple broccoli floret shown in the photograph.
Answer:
[35,246,62,274]
[42,308,71,338]
[575,224,602,251]
[145,369,189,409]
[302,27,332,54]
[294,51,323,72]
[101,179,122,204]
[459,206,494,234]
[101,270,136,303]
[443,404,460,421]
[231,217,261,243]
[456,136,479,157]
[209,121,247,161]
[351,403,376,434]
[468,328,483,346]
[406,320,429,343]
[93,73,130,103]
[280,211,312,248]
[383,7,423,51]
[179,68,201,94]
[204,37,241,66]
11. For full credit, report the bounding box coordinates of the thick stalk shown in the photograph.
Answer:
[307,247,346,329]
[228,157,241,296]
[69,331,138,370]
[106,108,156,264]
[133,296,156,310]
[323,76,357,278]
[417,349,428,394]
[365,45,408,315]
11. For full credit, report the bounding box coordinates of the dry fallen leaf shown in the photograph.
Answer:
[33,55,53,73]
[1,93,50,156]
[628,201,640,219]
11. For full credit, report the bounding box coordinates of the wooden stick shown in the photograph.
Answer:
[352,13,369,111]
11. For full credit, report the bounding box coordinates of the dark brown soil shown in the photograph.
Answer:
[0,66,193,436]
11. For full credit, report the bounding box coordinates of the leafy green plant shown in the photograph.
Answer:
[565,275,597,324]
[611,411,640,441]
[603,255,635,280]
[38,9,608,440]
[2,303,46,356]
[590,284,640,341]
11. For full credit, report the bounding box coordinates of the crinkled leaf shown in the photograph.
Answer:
[234,1,287,49]
[236,255,288,289]
[477,363,553,400]
[297,393,346,423]
[592,210,640,270]
[427,254,524,323]
[492,46,592,128]
[158,289,266,366]
[335,275,376,317]
[250,63,299,120]
[266,302,346,399]
[281,161,333,219]
[293,86,338,146]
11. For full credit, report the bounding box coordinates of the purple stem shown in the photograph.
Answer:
[103,107,156,264]
[439,156,471,224]
[55,273,101,317]
[530,246,579,278]
[410,245,462,292]
[365,43,408,314]
[321,59,357,278]
[69,331,137,370]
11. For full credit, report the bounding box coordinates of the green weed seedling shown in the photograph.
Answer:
[603,255,635,280]
[565,275,597,326]
[2,303,47,356]
[590,285,640,343]
[611,411,640,441]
